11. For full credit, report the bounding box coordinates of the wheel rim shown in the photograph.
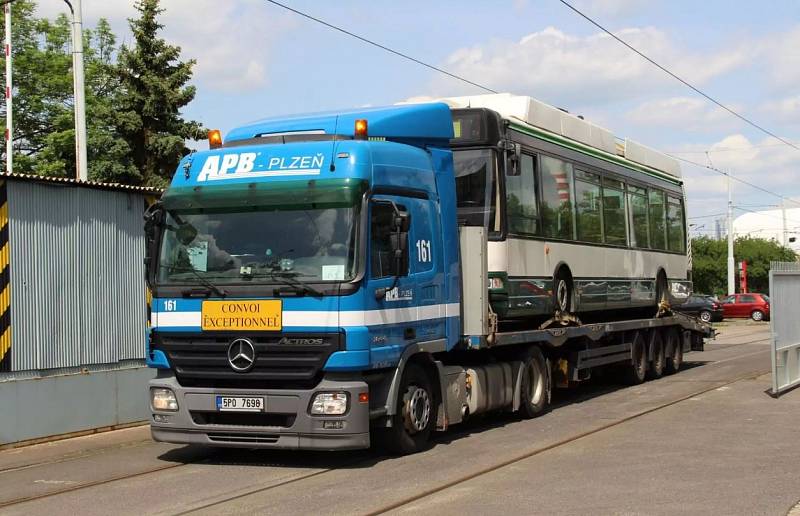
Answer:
[403,385,431,434]
[528,360,545,406]
[556,279,569,312]
[700,311,711,322]
[753,311,763,321]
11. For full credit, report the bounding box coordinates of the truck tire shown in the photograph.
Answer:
[518,347,551,419]
[376,363,437,455]
[624,331,647,385]
[665,330,683,374]
[648,331,665,379]
[553,268,573,315]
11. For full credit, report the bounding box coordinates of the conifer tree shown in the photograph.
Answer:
[116,0,204,187]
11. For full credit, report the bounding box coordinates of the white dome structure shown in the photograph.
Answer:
[732,208,800,253]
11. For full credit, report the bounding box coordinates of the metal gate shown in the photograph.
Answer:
[769,262,800,396]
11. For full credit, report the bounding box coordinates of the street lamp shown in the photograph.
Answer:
[62,0,87,181]
[2,0,87,179]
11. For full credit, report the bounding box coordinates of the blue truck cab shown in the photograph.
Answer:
[144,103,464,452]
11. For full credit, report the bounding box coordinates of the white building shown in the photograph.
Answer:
[732,207,800,253]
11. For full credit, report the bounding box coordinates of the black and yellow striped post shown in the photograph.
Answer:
[0,180,10,372]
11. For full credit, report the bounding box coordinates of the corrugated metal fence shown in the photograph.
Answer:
[6,181,148,373]
[769,261,800,396]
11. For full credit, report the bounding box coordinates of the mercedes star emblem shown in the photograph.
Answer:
[227,338,256,373]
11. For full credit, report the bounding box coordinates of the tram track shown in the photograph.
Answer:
[0,339,770,513]
[364,367,770,515]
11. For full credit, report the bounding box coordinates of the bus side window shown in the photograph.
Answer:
[574,170,602,243]
[602,177,627,246]
[666,196,685,252]
[506,153,538,235]
[540,155,574,240]
[627,185,649,248]
[649,189,667,250]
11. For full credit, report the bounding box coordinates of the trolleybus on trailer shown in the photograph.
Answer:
[440,94,690,321]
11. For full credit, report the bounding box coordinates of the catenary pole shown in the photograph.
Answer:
[727,171,735,294]
[4,1,12,173]
[64,0,87,181]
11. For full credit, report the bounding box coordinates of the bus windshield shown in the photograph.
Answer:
[157,203,360,286]
[453,149,497,230]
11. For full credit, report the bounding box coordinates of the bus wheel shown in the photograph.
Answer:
[648,331,665,379]
[553,268,573,315]
[665,330,683,374]
[655,272,668,310]
[377,363,436,455]
[519,347,550,419]
[624,331,647,385]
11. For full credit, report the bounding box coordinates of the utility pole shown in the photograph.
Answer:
[727,171,735,295]
[64,0,87,181]
[781,199,788,246]
[4,1,12,173]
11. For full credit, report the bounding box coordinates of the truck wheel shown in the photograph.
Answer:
[553,268,573,314]
[648,331,665,379]
[665,330,683,374]
[699,310,712,323]
[624,331,647,385]
[519,347,551,419]
[377,363,437,455]
[751,310,764,322]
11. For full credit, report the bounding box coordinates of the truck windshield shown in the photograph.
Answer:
[157,181,365,285]
[453,148,496,230]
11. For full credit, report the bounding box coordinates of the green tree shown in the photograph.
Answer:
[691,236,797,296]
[115,0,204,187]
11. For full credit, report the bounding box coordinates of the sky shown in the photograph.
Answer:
[33,0,800,238]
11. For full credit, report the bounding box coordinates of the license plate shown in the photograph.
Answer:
[216,396,265,412]
[201,300,282,331]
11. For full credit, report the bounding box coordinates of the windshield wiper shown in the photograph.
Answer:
[159,264,228,298]
[250,269,324,298]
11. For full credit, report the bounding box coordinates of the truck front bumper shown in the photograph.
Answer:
[149,373,371,450]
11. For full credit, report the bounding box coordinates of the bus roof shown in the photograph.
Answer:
[407,93,682,181]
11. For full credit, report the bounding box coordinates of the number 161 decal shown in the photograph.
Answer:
[416,240,431,262]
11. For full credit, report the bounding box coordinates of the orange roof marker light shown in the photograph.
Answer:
[354,119,368,140]
[208,129,223,149]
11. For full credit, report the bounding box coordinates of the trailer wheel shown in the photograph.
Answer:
[648,331,665,379]
[553,267,573,314]
[665,330,683,374]
[376,363,436,455]
[519,347,551,419]
[624,331,647,385]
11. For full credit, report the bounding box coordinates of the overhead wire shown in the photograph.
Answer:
[262,0,498,94]
[556,0,800,153]
[262,1,800,213]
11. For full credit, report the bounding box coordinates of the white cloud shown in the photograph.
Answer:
[572,0,651,17]
[626,96,744,132]
[431,26,752,105]
[762,96,800,126]
[761,27,800,93]
[675,134,800,219]
[34,0,295,93]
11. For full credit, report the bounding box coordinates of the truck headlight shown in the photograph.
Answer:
[310,392,349,415]
[151,388,179,412]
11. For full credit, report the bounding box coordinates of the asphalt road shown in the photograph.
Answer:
[1,321,797,516]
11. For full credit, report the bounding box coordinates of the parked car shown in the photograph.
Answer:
[676,294,724,322]
[720,293,771,321]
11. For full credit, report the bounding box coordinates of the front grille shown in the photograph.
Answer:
[191,411,296,428]
[153,332,343,389]
[207,433,280,444]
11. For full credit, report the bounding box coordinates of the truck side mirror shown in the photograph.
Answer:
[374,203,410,301]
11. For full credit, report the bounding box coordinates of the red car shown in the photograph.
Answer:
[720,293,771,321]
